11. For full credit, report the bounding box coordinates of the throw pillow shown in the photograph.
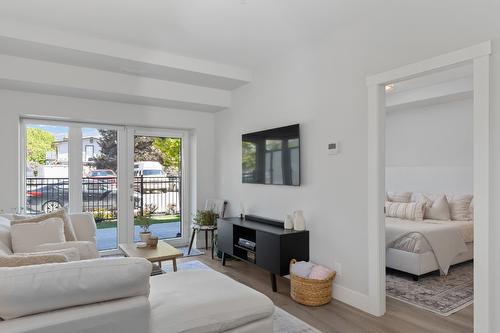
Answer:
[0,253,68,267]
[30,247,81,262]
[10,218,66,253]
[385,201,425,221]
[35,241,100,260]
[421,195,451,220]
[447,194,473,221]
[386,192,412,203]
[12,209,77,241]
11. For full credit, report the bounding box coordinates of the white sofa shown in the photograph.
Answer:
[0,212,100,260]
[0,213,275,333]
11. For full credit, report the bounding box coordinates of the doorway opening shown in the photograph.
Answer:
[366,41,491,333]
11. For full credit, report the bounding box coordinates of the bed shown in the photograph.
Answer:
[385,217,474,280]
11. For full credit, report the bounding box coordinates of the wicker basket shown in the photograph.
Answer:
[289,259,336,306]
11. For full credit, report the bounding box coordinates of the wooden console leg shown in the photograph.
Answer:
[221,252,226,266]
[270,273,277,292]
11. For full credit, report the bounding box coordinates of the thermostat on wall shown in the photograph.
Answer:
[328,141,340,155]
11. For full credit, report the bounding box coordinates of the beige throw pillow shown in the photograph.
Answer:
[10,218,66,253]
[385,201,425,221]
[421,195,451,220]
[447,194,473,221]
[386,192,412,203]
[0,253,68,267]
[12,209,77,241]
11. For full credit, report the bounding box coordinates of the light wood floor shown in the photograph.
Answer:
[179,253,473,333]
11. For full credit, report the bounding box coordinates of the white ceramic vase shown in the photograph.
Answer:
[284,214,294,230]
[293,210,306,231]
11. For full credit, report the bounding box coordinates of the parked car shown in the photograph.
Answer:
[88,169,117,179]
[25,181,129,214]
[133,161,174,193]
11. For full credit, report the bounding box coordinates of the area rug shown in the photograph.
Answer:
[386,261,473,316]
[163,260,322,332]
[170,244,204,257]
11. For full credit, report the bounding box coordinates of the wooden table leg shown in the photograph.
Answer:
[188,227,196,255]
[172,258,177,272]
[270,273,277,292]
[158,261,162,268]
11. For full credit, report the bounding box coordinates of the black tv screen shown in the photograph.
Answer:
[242,124,300,186]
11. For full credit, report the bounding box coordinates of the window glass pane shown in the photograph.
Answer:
[25,124,69,214]
[134,136,182,241]
[83,128,118,251]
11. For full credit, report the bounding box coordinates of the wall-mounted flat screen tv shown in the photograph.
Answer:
[242,124,300,186]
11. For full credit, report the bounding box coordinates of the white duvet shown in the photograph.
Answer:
[386,217,473,253]
[385,219,470,274]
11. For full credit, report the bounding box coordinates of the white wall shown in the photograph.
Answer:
[0,89,215,216]
[386,99,473,194]
[215,7,500,328]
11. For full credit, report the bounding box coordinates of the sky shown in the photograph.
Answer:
[27,124,100,140]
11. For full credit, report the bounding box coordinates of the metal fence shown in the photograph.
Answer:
[25,176,181,222]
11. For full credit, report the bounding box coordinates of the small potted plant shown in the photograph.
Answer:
[193,209,218,226]
[136,215,152,242]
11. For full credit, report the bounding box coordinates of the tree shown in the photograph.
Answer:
[27,128,55,165]
[153,138,181,171]
[94,129,118,170]
[134,136,163,163]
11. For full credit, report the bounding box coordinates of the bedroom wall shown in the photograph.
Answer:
[0,89,216,215]
[385,98,473,194]
[214,4,500,326]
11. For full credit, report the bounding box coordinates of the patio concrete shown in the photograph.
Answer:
[96,222,181,251]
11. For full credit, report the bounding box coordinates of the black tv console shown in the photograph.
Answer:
[217,215,309,292]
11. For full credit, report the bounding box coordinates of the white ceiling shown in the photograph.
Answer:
[0,0,384,68]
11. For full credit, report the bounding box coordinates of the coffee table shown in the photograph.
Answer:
[119,242,182,272]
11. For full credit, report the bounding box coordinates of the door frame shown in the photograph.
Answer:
[126,127,190,247]
[366,41,491,332]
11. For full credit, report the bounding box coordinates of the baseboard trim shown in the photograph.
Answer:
[333,283,374,314]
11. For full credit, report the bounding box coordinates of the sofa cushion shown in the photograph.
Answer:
[0,253,68,267]
[0,257,151,320]
[35,241,99,260]
[150,270,274,333]
[12,209,77,241]
[10,218,66,253]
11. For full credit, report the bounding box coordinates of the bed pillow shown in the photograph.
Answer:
[447,194,473,221]
[386,192,412,203]
[421,195,451,220]
[385,201,425,221]
[12,209,77,241]
[10,218,66,253]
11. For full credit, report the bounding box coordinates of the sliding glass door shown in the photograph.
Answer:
[21,119,123,251]
[130,129,188,246]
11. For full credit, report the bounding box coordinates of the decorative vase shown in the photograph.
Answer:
[140,232,152,242]
[293,210,306,231]
[284,214,294,230]
[147,236,159,248]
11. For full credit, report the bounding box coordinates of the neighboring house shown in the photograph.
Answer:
[46,136,101,165]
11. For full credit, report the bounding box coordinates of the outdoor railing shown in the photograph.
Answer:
[25,176,181,222]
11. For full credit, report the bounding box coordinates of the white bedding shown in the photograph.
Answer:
[385,219,469,274]
[386,217,473,253]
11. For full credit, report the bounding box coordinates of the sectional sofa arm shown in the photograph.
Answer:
[0,257,152,320]
[0,296,151,333]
